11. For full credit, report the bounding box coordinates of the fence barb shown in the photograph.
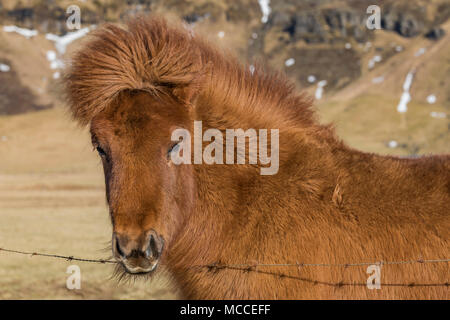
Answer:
[1,246,449,268]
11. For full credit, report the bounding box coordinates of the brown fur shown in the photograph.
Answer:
[65,16,449,299]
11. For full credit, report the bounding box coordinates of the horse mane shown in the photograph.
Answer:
[65,16,201,124]
[65,15,319,131]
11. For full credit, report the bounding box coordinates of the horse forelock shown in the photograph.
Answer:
[65,16,204,125]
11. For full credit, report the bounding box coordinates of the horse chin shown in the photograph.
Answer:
[125,263,158,274]
[113,261,159,282]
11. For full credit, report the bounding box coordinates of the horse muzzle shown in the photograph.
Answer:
[113,229,164,274]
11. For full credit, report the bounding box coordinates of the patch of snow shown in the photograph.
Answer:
[217,31,225,38]
[252,33,258,39]
[388,140,398,148]
[397,92,411,113]
[426,94,436,104]
[307,75,316,83]
[46,50,57,61]
[315,80,327,100]
[46,50,64,69]
[50,60,64,70]
[372,76,384,84]
[258,0,271,24]
[368,55,382,69]
[53,72,61,79]
[402,71,414,92]
[345,43,352,49]
[0,63,10,72]
[397,70,415,113]
[285,58,295,67]
[249,65,255,75]
[414,47,426,57]
[46,27,90,55]
[430,111,446,119]
[3,25,38,38]
[395,45,403,52]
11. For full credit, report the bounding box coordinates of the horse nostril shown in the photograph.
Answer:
[146,232,164,259]
[144,234,157,259]
[115,235,126,258]
[149,234,157,256]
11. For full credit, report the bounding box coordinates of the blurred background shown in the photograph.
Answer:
[0,0,448,299]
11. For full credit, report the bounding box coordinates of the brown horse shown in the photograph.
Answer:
[65,16,449,299]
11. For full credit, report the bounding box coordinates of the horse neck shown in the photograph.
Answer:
[167,45,346,268]
[167,91,344,271]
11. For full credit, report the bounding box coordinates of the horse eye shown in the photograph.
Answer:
[96,146,107,157]
[167,142,180,157]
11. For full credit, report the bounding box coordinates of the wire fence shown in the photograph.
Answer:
[0,247,116,264]
[1,246,449,268]
[1,247,448,288]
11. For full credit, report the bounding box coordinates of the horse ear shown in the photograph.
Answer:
[172,63,211,106]
[172,83,200,105]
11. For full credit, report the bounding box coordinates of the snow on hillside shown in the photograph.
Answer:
[44,27,92,78]
[0,63,10,72]
[46,27,91,55]
[46,50,64,70]
[258,0,271,24]
[285,58,295,67]
[315,80,327,100]
[430,111,446,118]
[426,94,436,104]
[368,55,382,69]
[3,25,38,38]
[372,76,385,84]
[397,70,415,113]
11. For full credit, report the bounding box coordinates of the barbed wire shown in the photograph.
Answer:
[199,259,450,270]
[0,247,116,264]
[1,246,449,268]
[1,247,448,287]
